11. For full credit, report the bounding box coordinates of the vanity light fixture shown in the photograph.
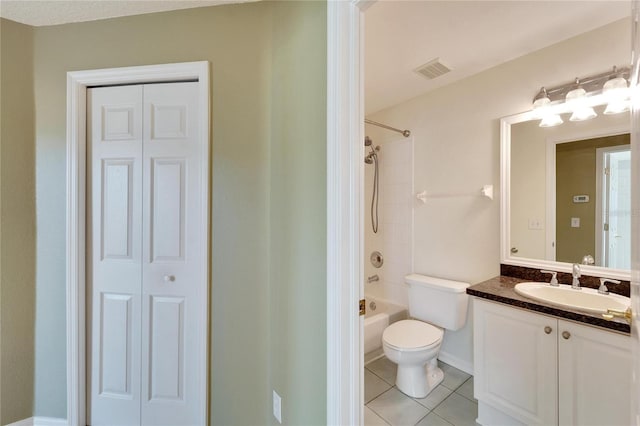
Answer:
[532,65,630,127]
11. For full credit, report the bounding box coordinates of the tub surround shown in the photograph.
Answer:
[467,274,630,334]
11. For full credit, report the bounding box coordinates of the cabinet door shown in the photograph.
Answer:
[474,299,558,425]
[558,320,631,426]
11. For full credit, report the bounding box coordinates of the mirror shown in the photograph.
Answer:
[501,105,631,279]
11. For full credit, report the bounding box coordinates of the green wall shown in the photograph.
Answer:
[269,2,327,424]
[0,18,37,426]
[556,134,630,264]
[28,1,327,424]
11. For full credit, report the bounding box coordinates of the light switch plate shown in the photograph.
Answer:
[528,219,543,230]
[571,217,580,228]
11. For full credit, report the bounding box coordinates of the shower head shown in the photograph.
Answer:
[364,136,372,147]
[364,151,376,164]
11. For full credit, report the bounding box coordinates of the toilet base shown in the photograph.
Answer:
[395,357,443,399]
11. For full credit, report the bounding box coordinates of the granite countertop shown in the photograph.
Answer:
[467,276,631,334]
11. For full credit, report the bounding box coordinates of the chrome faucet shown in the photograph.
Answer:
[540,270,559,286]
[598,278,620,295]
[571,264,581,290]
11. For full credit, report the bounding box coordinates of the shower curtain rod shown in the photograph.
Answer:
[364,119,411,138]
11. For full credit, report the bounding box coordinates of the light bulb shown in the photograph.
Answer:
[569,107,597,121]
[566,79,596,121]
[604,100,629,115]
[539,114,563,127]
[532,87,552,119]
[603,71,629,115]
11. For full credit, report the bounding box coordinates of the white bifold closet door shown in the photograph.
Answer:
[87,82,205,426]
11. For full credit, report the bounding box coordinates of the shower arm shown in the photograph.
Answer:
[364,119,411,138]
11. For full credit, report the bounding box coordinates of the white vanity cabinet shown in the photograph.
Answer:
[474,298,558,425]
[557,319,631,426]
[473,298,631,426]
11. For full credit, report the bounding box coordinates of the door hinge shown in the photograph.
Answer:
[359,299,366,316]
[604,223,609,231]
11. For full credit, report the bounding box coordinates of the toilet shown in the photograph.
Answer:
[382,274,469,398]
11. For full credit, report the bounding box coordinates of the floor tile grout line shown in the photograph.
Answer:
[367,385,476,426]
[413,411,455,426]
[428,392,479,426]
[366,384,393,405]
[453,389,478,404]
[366,365,396,387]
[369,386,434,426]
[412,382,476,423]
[413,411,431,426]
[366,387,403,426]
[422,388,452,418]
[365,405,393,426]
[366,358,476,426]
[452,377,477,404]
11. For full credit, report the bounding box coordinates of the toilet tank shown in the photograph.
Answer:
[405,274,470,331]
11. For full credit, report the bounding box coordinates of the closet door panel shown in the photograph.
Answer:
[87,85,143,426]
[150,158,186,261]
[99,293,134,396]
[101,159,135,259]
[149,295,185,401]
[141,82,204,425]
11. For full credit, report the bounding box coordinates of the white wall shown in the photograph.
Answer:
[366,18,630,372]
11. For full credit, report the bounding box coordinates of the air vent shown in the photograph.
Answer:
[414,58,451,80]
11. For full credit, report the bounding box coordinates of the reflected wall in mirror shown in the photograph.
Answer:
[509,105,630,269]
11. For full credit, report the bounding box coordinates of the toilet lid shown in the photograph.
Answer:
[383,320,443,350]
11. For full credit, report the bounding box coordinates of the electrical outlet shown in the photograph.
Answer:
[273,390,282,424]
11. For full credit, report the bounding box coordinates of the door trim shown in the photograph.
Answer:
[66,61,210,426]
[326,1,371,424]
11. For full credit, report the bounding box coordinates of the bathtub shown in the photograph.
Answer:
[364,297,407,364]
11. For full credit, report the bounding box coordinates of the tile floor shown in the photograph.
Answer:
[365,357,478,426]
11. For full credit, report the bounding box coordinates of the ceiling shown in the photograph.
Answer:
[0,0,257,26]
[365,1,630,114]
[0,0,630,114]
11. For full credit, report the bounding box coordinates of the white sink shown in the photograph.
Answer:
[514,282,630,315]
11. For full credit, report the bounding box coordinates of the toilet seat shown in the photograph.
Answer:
[382,319,443,351]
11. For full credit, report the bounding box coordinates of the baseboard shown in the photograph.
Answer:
[364,348,385,365]
[438,351,474,375]
[6,418,34,426]
[34,418,68,426]
[7,417,68,426]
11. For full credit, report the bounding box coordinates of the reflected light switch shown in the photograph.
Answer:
[571,217,580,228]
[528,219,543,230]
